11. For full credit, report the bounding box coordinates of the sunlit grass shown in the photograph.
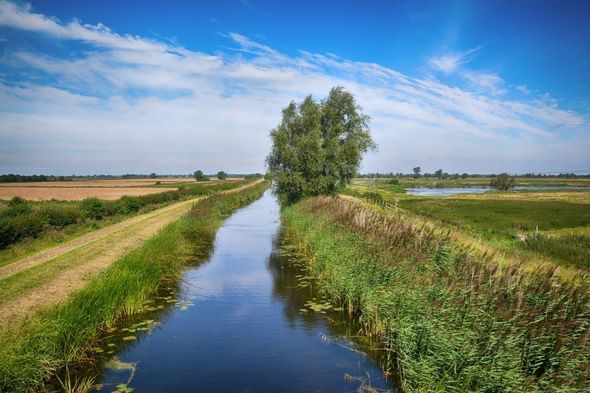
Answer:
[0,181,268,392]
[282,196,590,392]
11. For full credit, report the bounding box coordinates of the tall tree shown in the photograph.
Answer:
[413,166,421,178]
[193,170,208,181]
[267,87,376,205]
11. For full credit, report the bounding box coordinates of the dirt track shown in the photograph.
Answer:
[0,179,263,324]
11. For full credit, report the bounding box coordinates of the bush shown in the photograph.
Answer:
[8,196,28,207]
[115,196,142,215]
[0,197,32,218]
[362,191,384,204]
[40,206,81,228]
[80,198,106,220]
[387,179,400,185]
[490,172,516,190]
[11,213,46,240]
[0,218,15,248]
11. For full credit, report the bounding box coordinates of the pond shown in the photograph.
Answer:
[405,186,590,197]
[73,191,394,392]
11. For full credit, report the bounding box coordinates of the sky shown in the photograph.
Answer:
[0,0,589,175]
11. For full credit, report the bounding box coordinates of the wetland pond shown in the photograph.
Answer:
[405,185,590,197]
[73,191,394,392]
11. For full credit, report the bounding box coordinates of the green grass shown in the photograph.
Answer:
[0,179,254,262]
[399,198,590,236]
[353,176,590,188]
[282,196,590,392]
[521,233,590,271]
[0,181,268,392]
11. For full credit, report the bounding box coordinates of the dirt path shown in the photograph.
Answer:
[0,179,263,324]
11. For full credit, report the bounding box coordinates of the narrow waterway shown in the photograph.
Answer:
[85,191,394,392]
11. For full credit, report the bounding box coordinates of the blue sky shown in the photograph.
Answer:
[0,0,589,174]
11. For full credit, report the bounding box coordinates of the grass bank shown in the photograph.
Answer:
[0,181,268,392]
[282,196,590,392]
[0,179,252,265]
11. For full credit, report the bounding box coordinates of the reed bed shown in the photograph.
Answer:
[0,181,268,392]
[282,196,590,392]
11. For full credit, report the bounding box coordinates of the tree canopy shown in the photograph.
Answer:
[266,87,376,205]
[217,171,227,180]
[490,173,516,190]
[194,170,208,182]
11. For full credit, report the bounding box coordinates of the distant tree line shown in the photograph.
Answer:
[357,171,590,179]
[1,172,267,183]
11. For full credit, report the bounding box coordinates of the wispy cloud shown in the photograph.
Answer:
[429,47,480,74]
[0,1,587,174]
[516,84,531,95]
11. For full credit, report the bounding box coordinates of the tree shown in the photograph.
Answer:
[461,173,469,179]
[217,171,227,180]
[193,170,208,181]
[149,172,157,179]
[412,166,421,178]
[435,169,443,179]
[490,172,516,190]
[266,87,376,205]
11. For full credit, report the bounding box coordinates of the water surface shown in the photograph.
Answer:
[405,185,590,196]
[87,191,393,392]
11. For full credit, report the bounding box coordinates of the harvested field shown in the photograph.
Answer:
[0,187,177,201]
[0,178,197,188]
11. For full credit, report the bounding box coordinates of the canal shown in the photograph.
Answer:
[84,191,394,392]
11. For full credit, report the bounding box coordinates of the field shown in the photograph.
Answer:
[0,181,268,391]
[0,177,197,188]
[0,186,179,201]
[353,176,590,188]
[0,179,254,264]
[345,178,590,275]
[0,178,240,200]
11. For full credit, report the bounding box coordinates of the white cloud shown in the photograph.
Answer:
[516,84,530,95]
[430,55,463,74]
[463,71,507,96]
[0,1,588,174]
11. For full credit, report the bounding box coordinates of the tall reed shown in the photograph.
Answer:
[282,196,590,392]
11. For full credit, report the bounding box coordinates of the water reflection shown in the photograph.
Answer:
[65,191,394,392]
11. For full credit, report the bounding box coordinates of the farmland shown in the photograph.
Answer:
[0,178,236,201]
[0,180,269,391]
[0,179,253,265]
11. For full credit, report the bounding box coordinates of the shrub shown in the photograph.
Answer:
[11,213,46,240]
[362,191,383,204]
[387,179,399,185]
[115,196,142,215]
[80,198,106,220]
[490,172,516,190]
[0,218,15,248]
[40,206,81,228]
[0,197,32,218]
[8,196,28,208]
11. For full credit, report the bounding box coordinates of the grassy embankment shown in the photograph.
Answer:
[346,179,590,272]
[0,179,252,266]
[282,196,589,392]
[0,180,268,392]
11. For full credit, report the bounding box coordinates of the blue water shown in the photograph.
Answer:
[405,186,590,197]
[91,191,394,392]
